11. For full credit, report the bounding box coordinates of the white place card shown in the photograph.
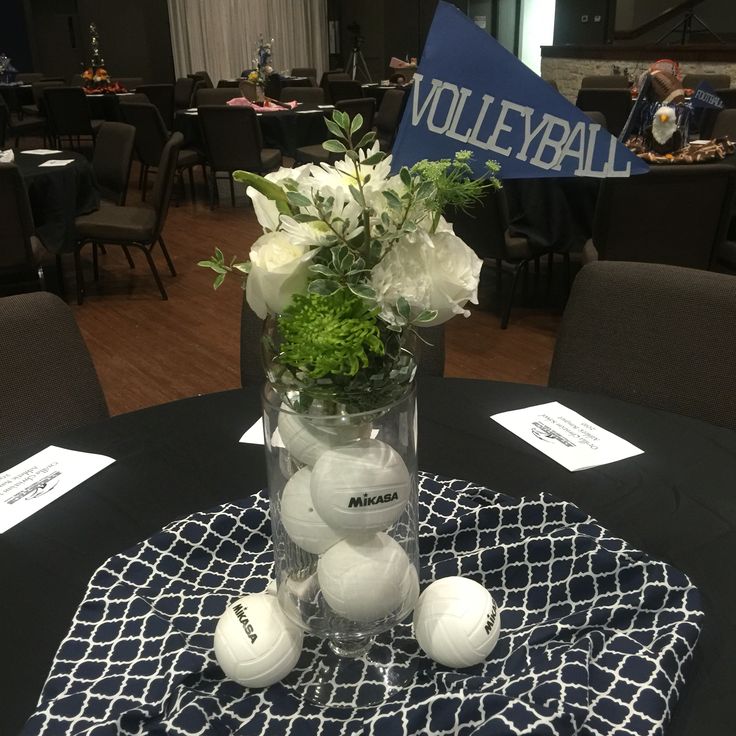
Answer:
[491,401,644,472]
[0,149,14,163]
[0,446,115,533]
[38,159,74,167]
[296,109,322,114]
[239,418,285,448]
[23,149,62,155]
[317,104,335,109]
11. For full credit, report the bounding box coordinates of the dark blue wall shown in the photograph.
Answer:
[0,0,34,73]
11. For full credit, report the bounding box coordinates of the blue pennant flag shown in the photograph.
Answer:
[691,81,724,110]
[391,1,649,179]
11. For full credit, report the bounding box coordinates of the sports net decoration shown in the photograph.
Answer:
[23,474,703,736]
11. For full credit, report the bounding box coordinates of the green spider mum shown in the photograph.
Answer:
[279,291,384,379]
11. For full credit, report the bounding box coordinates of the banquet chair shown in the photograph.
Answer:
[216,80,241,89]
[711,109,736,139]
[280,86,325,105]
[43,87,101,152]
[16,72,43,85]
[192,71,214,89]
[22,79,65,117]
[0,291,109,454]
[0,94,46,147]
[375,89,407,152]
[72,132,183,303]
[174,77,196,109]
[291,67,317,84]
[294,97,375,165]
[329,80,364,104]
[239,300,445,387]
[137,84,175,131]
[582,164,736,270]
[92,122,136,205]
[549,261,736,429]
[121,102,203,202]
[451,187,547,329]
[0,164,51,296]
[195,87,241,106]
[715,88,736,109]
[581,75,630,89]
[682,73,731,90]
[198,105,281,208]
[574,88,632,137]
[0,102,6,148]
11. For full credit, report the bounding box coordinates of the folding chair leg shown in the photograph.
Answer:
[158,236,176,276]
[545,251,554,303]
[138,163,145,189]
[188,166,195,203]
[142,166,149,202]
[501,260,528,330]
[208,170,217,210]
[563,252,571,295]
[229,173,236,207]
[54,254,66,300]
[73,248,85,305]
[141,246,168,300]
[92,243,99,281]
[122,246,135,268]
[495,257,503,298]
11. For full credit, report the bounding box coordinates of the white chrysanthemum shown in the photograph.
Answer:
[371,230,482,326]
[245,164,316,232]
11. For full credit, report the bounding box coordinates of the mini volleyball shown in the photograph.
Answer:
[310,439,411,534]
[278,411,363,467]
[280,467,344,554]
[214,593,303,688]
[413,576,501,668]
[317,532,416,622]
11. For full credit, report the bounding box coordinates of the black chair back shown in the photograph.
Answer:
[137,84,175,130]
[291,67,317,83]
[682,73,731,90]
[31,80,64,111]
[549,261,736,429]
[0,291,109,453]
[174,77,195,109]
[16,72,43,84]
[712,109,736,139]
[114,77,143,91]
[43,87,94,140]
[715,88,736,110]
[92,122,136,205]
[375,89,407,152]
[195,87,241,106]
[0,101,7,148]
[192,71,214,89]
[198,106,264,172]
[329,80,363,104]
[336,98,375,141]
[574,88,632,137]
[583,110,607,129]
[120,102,168,167]
[216,79,240,88]
[280,86,325,105]
[592,164,736,270]
[450,187,511,261]
[151,132,184,240]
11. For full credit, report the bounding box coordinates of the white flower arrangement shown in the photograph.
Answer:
[201,111,500,410]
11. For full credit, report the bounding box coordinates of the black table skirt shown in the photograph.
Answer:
[15,150,99,254]
[1,378,735,735]
[175,108,329,159]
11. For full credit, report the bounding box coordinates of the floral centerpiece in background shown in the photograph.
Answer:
[246,34,274,91]
[201,112,499,412]
[0,53,18,84]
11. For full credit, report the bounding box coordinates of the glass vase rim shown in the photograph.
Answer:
[261,380,416,420]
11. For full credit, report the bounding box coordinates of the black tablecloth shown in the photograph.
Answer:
[1,378,735,735]
[175,107,330,159]
[15,150,99,254]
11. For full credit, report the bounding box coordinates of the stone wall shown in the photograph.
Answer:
[542,56,736,102]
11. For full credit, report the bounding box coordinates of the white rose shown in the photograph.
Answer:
[246,164,314,232]
[246,232,314,318]
[371,230,482,326]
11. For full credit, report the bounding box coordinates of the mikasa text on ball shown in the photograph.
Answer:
[214,593,303,688]
[413,577,501,668]
[310,439,411,534]
[280,467,344,554]
[317,532,417,622]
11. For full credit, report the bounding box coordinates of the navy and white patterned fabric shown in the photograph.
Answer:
[23,474,703,736]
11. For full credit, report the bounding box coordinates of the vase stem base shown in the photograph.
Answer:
[284,626,421,708]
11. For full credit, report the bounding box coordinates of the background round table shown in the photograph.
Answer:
[1,378,734,735]
[15,150,99,254]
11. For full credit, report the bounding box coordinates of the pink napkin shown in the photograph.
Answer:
[226,97,298,112]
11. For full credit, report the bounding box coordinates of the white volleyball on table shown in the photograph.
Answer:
[280,467,344,554]
[310,439,411,534]
[214,593,303,688]
[317,532,416,622]
[413,576,501,668]
[278,411,364,467]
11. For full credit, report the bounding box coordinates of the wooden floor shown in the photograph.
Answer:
[65,165,563,416]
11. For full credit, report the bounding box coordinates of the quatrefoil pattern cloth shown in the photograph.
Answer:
[23,474,703,736]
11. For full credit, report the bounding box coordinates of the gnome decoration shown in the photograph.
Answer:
[644,106,683,155]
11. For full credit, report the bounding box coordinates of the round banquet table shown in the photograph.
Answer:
[174,106,331,159]
[1,378,734,736]
[15,149,99,254]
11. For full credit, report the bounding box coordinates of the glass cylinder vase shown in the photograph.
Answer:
[261,381,420,704]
